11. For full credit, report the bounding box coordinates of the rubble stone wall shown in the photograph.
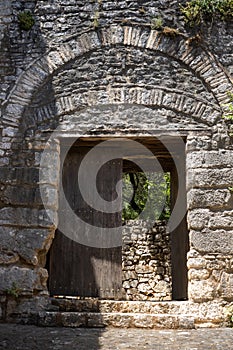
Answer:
[122,221,172,301]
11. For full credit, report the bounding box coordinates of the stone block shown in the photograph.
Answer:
[154,280,171,294]
[2,127,17,137]
[189,280,216,302]
[39,163,60,186]
[101,25,124,46]
[187,257,206,269]
[188,209,233,230]
[0,157,9,165]
[187,168,233,188]
[123,271,137,280]
[187,189,232,209]
[10,296,50,315]
[0,226,54,266]
[187,150,233,169]
[3,186,42,206]
[0,167,39,185]
[186,136,212,152]
[206,259,226,271]
[208,211,233,229]
[0,266,48,295]
[39,149,60,169]
[39,184,58,209]
[0,207,57,228]
[37,312,61,327]
[0,250,19,265]
[188,209,210,230]
[188,269,210,280]
[190,230,233,254]
[62,312,88,327]
[138,283,152,294]
[217,272,233,301]
[135,265,154,274]
[16,229,54,265]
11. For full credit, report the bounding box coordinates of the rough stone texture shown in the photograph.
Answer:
[190,230,233,254]
[185,133,233,308]
[187,168,233,188]
[1,325,233,350]
[0,226,54,266]
[122,221,172,301]
[17,299,231,328]
[0,207,57,228]
[187,188,232,210]
[1,297,228,328]
[0,0,233,328]
[217,272,233,301]
[187,249,233,303]
[37,311,196,329]
[0,266,48,295]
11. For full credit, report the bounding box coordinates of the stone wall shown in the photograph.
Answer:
[186,141,233,304]
[0,0,233,327]
[122,221,172,301]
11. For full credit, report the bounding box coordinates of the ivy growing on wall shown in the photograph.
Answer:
[181,0,233,26]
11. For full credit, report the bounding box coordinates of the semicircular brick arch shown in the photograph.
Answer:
[1,25,232,131]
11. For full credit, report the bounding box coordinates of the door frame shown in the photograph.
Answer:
[45,135,189,300]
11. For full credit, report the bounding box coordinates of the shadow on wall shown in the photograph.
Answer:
[0,2,105,348]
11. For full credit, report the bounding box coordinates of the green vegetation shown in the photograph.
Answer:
[122,172,171,221]
[92,0,103,29]
[151,16,164,30]
[93,10,100,28]
[150,17,180,36]
[224,304,233,327]
[181,0,233,26]
[6,282,20,298]
[18,11,35,31]
[222,91,233,121]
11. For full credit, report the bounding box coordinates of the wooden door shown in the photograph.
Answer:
[48,145,123,299]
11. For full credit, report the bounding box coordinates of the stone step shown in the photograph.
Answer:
[51,298,190,314]
[37,311,195,329]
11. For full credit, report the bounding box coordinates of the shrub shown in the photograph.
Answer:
[181,0,233,26]
[18,11,35,31]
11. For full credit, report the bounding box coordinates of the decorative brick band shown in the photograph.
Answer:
[1,26,232,130]
[32,86,220,127]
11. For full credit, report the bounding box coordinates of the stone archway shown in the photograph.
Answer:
[1,25,232,132]
[1,25,233,327]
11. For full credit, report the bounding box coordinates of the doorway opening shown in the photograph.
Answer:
[121,170,172,301]
[47,137,188,301]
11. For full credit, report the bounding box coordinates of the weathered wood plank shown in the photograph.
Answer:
[49,145,122,298]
